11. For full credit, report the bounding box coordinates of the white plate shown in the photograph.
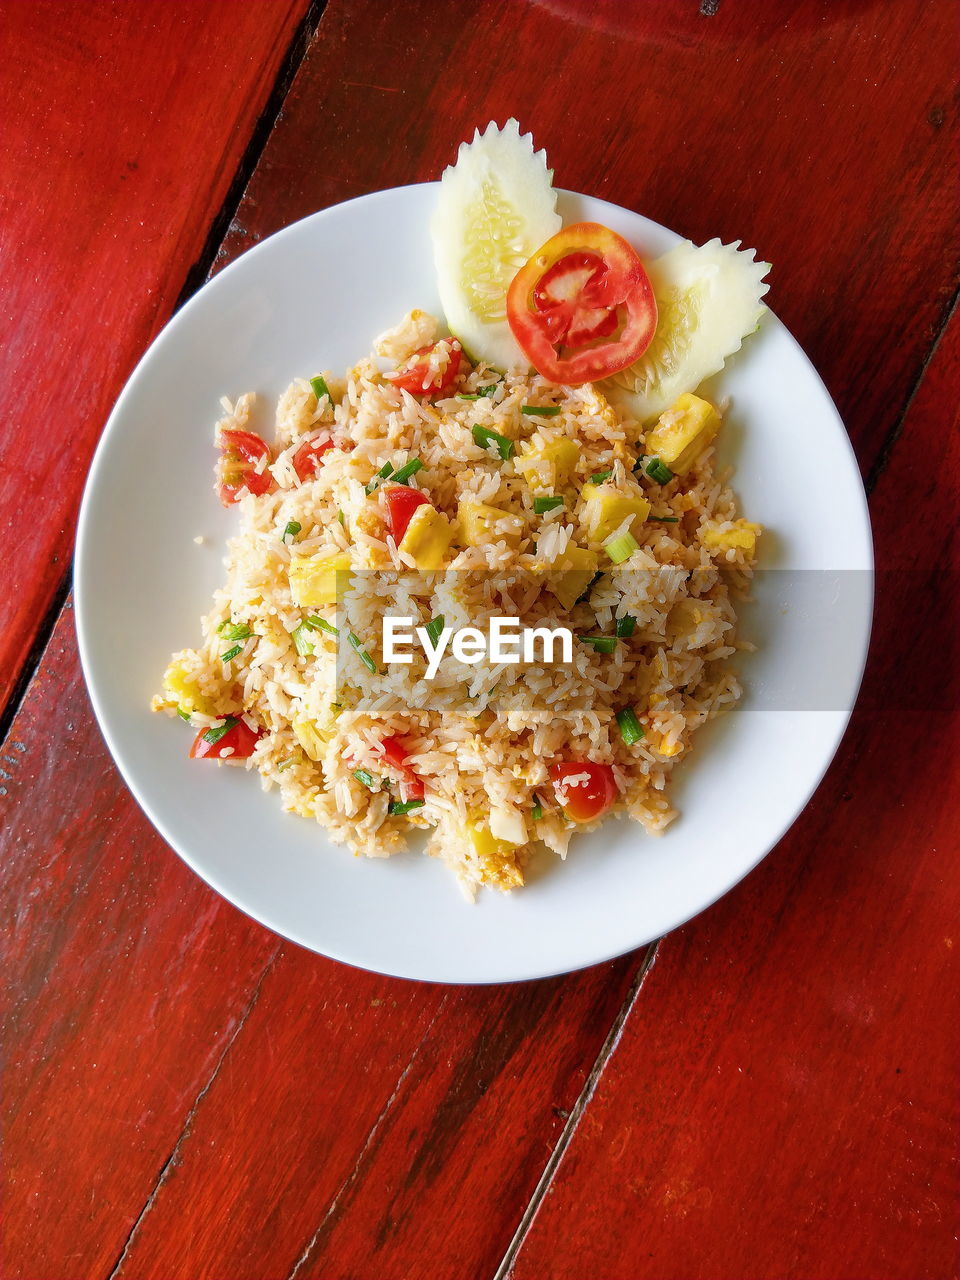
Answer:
[75,185,873,984]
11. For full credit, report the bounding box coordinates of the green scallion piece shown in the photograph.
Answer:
[282,520,301,543]
[578,635,618,654]
[365,461,394,494]
[521,405,561,417]
[221,644,243,663]
[615,614,636,638]
[353,768,378,790]
[348,632,378,674]
[391,457,423,485]
[472,424,514,460]
[291,623,315,657]
[649,515,680,522]
[219,622,251,641]
[201,716,238,746]
[616,706,645,746]
[632,455,646,474]
[388,798,425,816]
[533,495,564,514]
[337,509,346,527]
[424,615,445,648]
[574,570,604,606]
[532,797,543,821]
[645,457,674,484]
[304,615,338,636]
[589,469,612,485]
[309,375,331,402]
[277,757,296,772]
[176,707,191,722]
[605,531,639,564]
[458,384,498,400]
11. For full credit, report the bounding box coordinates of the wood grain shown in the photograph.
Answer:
[0,0,310,720]
[2,2,958,1279]
[506,311,960,1280]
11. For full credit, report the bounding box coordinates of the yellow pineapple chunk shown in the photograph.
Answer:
[700,519,762,555]
[292,715,331,762]
[580,484,651,543]
[545,544,599,611]
[458,499,524,547]
[519,435,580,491]
[289,551,351,607]
[162,657,217,717]
[397,502,454,570]
[645,392,721,475]
[465,818,525,888]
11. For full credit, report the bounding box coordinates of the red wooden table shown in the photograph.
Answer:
[2,3,957,1278]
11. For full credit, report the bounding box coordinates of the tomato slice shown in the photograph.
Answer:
[379,734,425,801]
[506,223,657,384]
[383,484,430,542]
[292,436,334,483]
[190,716,262,760]
[217,429,273,505]
[388,338,465,397]
[549,761,618,822]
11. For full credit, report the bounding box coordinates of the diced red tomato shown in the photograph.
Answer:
[383,484,430,542]
[292,436,334,482]
[388,338,465,397]
[189,716,262,760]
[217,429,274,505]
[379,734,425,801]
[506,222,657,384]
[549,761,618,823]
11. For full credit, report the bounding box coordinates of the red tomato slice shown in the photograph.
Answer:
[506,223,657,384]
[379,734,425,800]
[549,761,618,822]
[383,484,430,542]
[190,716,262,760]
[217,429,273,505]
[388,338,464,397]
[292,436,334,483]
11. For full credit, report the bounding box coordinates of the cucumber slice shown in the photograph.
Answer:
[603,238,771,422]
[432,119,561,371]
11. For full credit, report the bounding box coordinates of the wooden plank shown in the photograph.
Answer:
[3,2,958,1279]
[506,310,960,1280]
[0,0,311,719]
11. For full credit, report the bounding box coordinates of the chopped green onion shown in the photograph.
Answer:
[201,716,238,746]
[291,623,315,657]
[616,706,645,746]
[391,457,423,485]
[589,469,612,485]
[388,798,425,816]
[277,757,296,772]
[616,614,636,638]
[649,515,679,522]
[348,632,378,674]
[473,424,514,460]
[578,635,618,654]
[534,495,564,514]
[645,457,674,484]
[221,644,243,663]
[304,615,338,636]
[458,384,498,400]
[353,768,378,790]
[424,614,445,648]
[365,461,394,494]
[632,455,646,474]
[337,508,346,527]
[219,621,252,641]
[310,375,331,402]
[176,707,191,722]
[575,571,604,606]
[532,797,543,821]
[521,405,561,417]
[605,532,639,564]
[282,520,301,543]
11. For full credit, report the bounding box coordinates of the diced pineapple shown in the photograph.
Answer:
[458,499,524,547]
[545,544,599,611]
[700,519,762,555]
[644,392,721,475]
[397,503,454,570]
[465,817,525,888]
[289,551,351,607]
[519,435,580,491]
[580,484,651,543]
[292,716,331,762]
[162,657,217,717]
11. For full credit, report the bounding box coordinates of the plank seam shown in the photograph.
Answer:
[491,941,661,1280]
[286,992,454,1279]
[103,943,284,1280]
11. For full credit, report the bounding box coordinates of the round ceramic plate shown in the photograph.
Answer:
[75,185,873,984]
